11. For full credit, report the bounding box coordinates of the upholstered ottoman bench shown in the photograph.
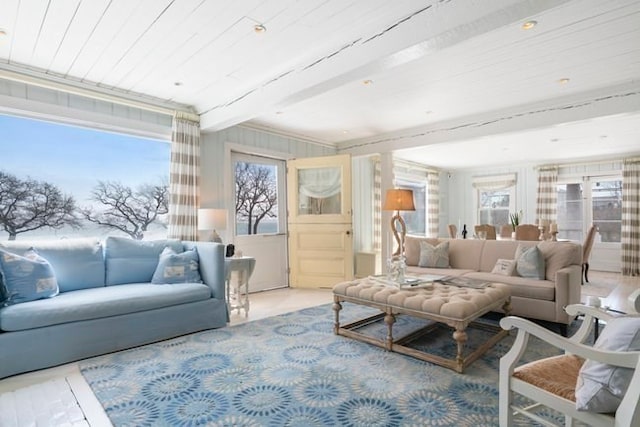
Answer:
[333,278,511,373]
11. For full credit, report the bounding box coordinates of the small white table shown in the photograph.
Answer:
[224,256,256,316]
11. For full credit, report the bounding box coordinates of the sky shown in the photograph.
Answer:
[1,113,170,204]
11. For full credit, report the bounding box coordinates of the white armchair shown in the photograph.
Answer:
[499,304,640,427]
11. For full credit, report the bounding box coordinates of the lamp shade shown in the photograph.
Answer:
[383,189,415,211]
[198,208,227,231]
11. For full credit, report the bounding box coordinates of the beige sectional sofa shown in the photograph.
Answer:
[403,236,583,333]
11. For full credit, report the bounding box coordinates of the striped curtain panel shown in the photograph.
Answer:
[535,166,558,223]
[372,156,382,251]
[168,112,200,241]
[622,159,640,276]
[427,171,439,237]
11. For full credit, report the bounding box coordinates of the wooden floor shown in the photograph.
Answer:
[0,271,637,426]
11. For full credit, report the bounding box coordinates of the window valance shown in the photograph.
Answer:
[472,173,517,190]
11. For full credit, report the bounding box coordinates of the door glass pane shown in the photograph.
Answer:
[592,179,622,243]
[478,189,510,225]
[556,183,583,241]
[235,161,279,235]
[297,167,341,215]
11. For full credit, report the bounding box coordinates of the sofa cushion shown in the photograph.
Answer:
[418,241,449,268]
[462,272,555,301]
[0,283,212,331]
[576,317,640,413]
[515,245,545,279]
[404,235,440,266]
[0,248,59,305]
[447,239,484,270]
[105,237,184,285]
[152,247,202,284]
[0,238,105,292]
[537,241,583,281]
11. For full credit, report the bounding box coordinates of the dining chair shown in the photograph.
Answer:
[447,224,457,239]
[499,304,640,427]
[514,224,539,241]
[474,224,496,239]
[499,224,513,239]
[582,224,597,284]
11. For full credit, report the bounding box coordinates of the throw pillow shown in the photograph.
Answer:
[0,248,59,305]
[575,317,640,413]
[151,247,203,284]
[515,245,545,279]
[418,241,450,268]
[491,259,516,276]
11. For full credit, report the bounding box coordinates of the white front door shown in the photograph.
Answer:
[287,154,353,288]
[231,152,288,291]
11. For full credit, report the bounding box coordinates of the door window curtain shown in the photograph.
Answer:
[622,158,640,276]
[427,171,439,238]
[168,112,200,241]
[535,166,558,224]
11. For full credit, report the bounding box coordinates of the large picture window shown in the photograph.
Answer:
[1,114,170,241]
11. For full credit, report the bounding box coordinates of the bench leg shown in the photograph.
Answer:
[384,312,395,351]
[453,328,468,373]
[333,298,342,335]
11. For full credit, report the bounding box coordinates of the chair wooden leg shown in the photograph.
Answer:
[584,262,589,283]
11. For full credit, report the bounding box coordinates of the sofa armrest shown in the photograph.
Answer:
[183,241,225,300]
[554,265,582,321]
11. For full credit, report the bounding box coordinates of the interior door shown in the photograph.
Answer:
[232,152,288,291]
[287,154,353,288]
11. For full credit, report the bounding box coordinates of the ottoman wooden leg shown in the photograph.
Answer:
[333,297,342,335]
[453,328,468,373]
[384,312,395,351]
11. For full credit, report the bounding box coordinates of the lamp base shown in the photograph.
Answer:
[211,230,223,243]
[386,255,406,285]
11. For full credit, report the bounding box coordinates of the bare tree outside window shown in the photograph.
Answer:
[235,162,278,235]
[82,180,169,240]
[0,171,80,240]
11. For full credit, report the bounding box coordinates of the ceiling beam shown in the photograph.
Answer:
[199,0,570,132]
[337,80,640,156]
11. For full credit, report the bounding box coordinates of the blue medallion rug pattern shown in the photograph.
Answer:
[80,303,575,426]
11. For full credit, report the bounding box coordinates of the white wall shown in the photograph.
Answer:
[200,126,336,208]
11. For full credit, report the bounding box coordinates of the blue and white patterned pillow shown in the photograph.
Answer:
[418,241,450,268]
[0,248,59,305]
[151,247,202,284]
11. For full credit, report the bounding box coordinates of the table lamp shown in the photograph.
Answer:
[383,189,415,257]
[198,208,227,243]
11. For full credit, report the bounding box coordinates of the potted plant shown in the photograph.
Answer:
[510,210,523,232]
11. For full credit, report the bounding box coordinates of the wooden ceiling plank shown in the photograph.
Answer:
[0,0,20,61]
[100,0,206,88]
[29,0,81,71]
[120,0,262,92]
[64,0,144,80]
[8,0,49,65]
[82,0,174,84]
[45,0,111,76]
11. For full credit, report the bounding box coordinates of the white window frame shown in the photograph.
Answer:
[472,174,517,226]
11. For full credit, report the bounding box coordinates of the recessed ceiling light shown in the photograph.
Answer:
[522,20,537,30]
[363,79,373,85]
[342,130,349,134]
[0,29,7,39]
[254,24,266,33]
[174,81,183,86]
[275,111,284,115]
[558,78,570,84]
[425,110,433,115]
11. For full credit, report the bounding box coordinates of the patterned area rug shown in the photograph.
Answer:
[80,303,578,426]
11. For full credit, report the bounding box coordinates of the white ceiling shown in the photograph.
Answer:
[1,0,639,169]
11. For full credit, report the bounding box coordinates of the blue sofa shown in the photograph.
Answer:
[0,237,228,379]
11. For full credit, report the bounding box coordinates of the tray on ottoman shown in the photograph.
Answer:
[332,277,511,373]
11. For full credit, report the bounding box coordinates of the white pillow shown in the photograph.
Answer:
[575,317,640,413]
[491,259,516,276]
[418,241,449,268]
